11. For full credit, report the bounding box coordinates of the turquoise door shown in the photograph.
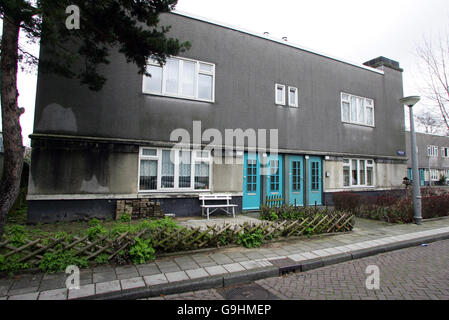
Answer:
[243,152,261,210]
[308,156,322,205]
[266,154,283,198]
[419,169,425,186]
[289,155,304,206]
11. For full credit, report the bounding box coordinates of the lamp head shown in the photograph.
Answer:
[400,96,420,107]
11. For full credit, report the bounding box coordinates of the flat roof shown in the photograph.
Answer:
[173,10,384,75]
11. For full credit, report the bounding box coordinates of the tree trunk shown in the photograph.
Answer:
[0,16,24,240]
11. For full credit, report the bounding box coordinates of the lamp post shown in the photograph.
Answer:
[400,96,422,225]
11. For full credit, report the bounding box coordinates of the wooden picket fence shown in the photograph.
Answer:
[0,212,354,269]
[265,195,284,208]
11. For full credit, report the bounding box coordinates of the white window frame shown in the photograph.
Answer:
[288,86,298,107]
[342,158,375,187]
[340,92,375,127]
[441,147,449,158]
[138,147,212,192]
[275,84,286,105]
[427,145,438,157]
[142,56,215,103]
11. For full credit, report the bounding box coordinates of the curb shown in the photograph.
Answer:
[78,231,449,300]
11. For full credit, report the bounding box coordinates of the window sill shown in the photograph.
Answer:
[341,121,375,128]
[142,91,215,104]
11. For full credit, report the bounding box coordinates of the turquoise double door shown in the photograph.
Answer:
[408,168,425,186]
[243,153,322,210]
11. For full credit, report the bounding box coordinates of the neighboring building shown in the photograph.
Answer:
[28,11,407,222]
[405,131,449,185]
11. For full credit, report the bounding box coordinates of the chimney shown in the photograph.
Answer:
[363,56,403,72]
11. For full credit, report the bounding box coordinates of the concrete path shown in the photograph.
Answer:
[1,216,449,300]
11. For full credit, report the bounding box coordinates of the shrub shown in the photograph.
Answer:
[118,213,131,223]
[237,229,263,248]
[129,237,156,264]
[39,250,89,273]
[0,254,30,273]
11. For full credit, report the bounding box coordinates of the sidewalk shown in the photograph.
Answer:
[1,216,449,300]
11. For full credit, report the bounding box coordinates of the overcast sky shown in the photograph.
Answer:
[7,0,449,145]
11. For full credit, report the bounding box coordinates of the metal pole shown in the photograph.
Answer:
[409,106,422,225]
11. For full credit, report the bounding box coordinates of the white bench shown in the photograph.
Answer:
[199,194,238,220]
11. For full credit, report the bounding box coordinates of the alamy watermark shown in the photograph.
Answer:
[65,265,80,290]
[66,5,80,30]
[170,121,279,174]
[365,265,380,290]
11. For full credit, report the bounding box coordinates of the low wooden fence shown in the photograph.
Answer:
[0,212,354,269]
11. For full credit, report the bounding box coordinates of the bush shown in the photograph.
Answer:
[129,237,156,264]
[118,213,131,223]
[39,250,89,273]
[237,229,263,248]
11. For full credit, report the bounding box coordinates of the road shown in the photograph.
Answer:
[149,239,449,300]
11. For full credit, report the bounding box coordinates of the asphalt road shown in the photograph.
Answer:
[151,239,449,300]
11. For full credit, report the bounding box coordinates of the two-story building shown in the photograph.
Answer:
[406,131,449,185]
[27,11,407,222]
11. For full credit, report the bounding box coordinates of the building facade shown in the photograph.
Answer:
[405,131,449,185]
[28,12,407,222]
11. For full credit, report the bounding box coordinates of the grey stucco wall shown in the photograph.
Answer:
[28,139,139,195]
[33,12,405,160]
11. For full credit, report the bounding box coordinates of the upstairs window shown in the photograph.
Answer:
[341,92,375,127]
[275,84,286,105]
[288,87,298,107]
[143,57,215,102]
[441,147,449,158]
[427,145,438,157]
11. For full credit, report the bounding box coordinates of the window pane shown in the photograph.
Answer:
[199,63,213,72]
[179,150,191,188]
[144,65,162,94]
[342,101,350,122]
[161,150,174,188]
[359,160,366,185]
[352,159,358,185]
[165,59,179,94]
[198,74,213,100]
[195,162,210,189]
[140,160,157,190]
[276,86,284,104]
[289,88,297,106]
[182,61,195,97]
[367,167,373,186]
[350,96,357,122]
[142,148,157,156]
[343,167,350,186]
[270,160,279,191]
[366,107,374,126]
[357,97,365,123]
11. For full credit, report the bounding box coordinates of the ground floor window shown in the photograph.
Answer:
[343,158,374,187]
[139,147,211,191]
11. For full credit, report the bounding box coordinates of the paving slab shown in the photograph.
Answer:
[95,280,121,294]
[137,264,161,276]
[38,288,67,300]
[143,274,168,286]
[205,265,228,276]
[165,271,189,283]
[68,284,95,300]
[8,292,39,300]
[185,268,209,279]
[120,277,145,290]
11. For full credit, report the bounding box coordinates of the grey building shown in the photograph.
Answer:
[28,11,407,222]
[405,131,449,185]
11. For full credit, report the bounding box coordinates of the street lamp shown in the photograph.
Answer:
[400,96,422,225]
